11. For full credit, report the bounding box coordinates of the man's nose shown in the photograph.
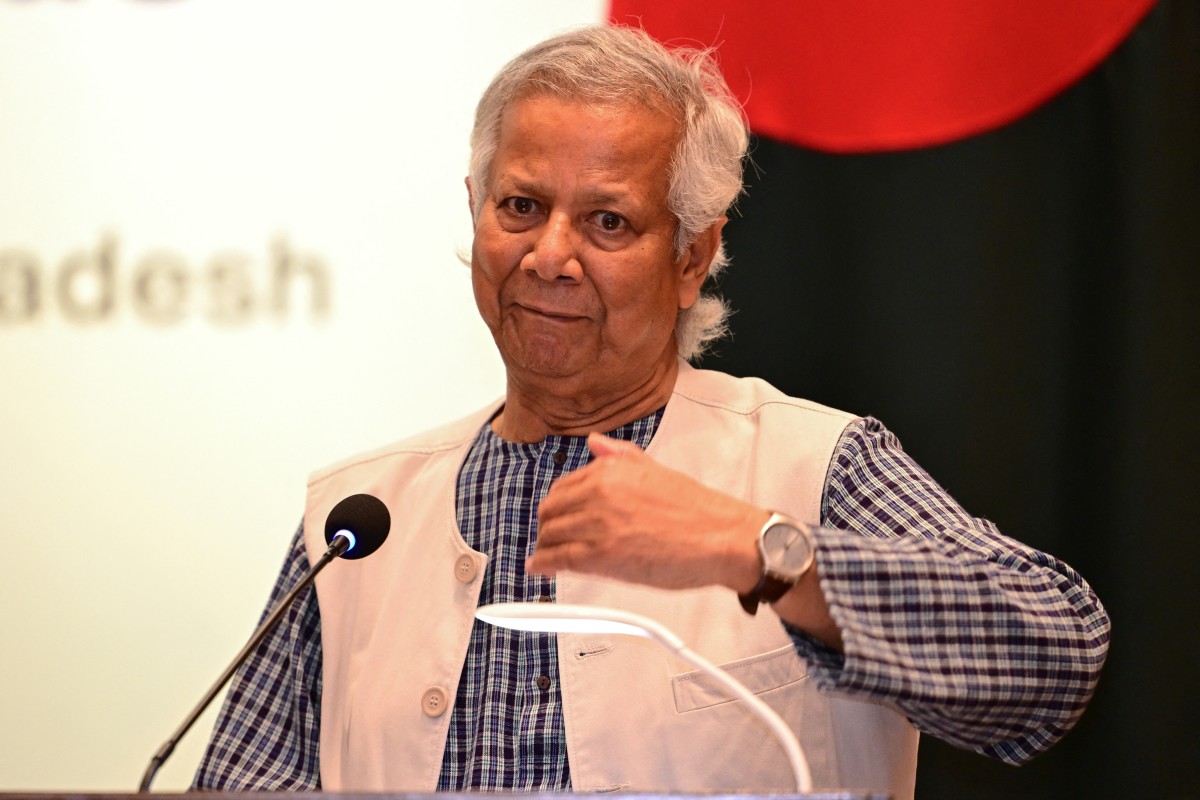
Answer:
[522,212,583,282]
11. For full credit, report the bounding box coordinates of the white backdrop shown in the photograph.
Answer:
[0,0,605,790]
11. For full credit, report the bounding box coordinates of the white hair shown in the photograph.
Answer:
[468,25,749,361]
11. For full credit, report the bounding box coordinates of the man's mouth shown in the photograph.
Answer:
[520,304,585,321]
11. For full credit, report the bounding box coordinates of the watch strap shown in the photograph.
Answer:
[737,573,793,615]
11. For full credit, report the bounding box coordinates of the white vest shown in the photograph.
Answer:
[304,364,919,798]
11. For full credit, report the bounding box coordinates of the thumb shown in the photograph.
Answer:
[586,431,643,460]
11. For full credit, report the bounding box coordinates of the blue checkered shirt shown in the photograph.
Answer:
[192,414,1109,789]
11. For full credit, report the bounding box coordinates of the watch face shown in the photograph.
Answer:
[762,521,814,579]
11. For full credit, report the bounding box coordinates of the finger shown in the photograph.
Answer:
[527,539,593,576]
[540,441,628,511]
[538,471,597,518]
[586,431,644,460]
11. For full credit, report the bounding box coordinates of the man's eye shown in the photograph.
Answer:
[504,197,537,215]
[595,211,626,232]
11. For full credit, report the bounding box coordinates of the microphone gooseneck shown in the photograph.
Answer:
[138,494,391,792]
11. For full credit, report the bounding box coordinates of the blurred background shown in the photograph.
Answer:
[1,0,1196,797]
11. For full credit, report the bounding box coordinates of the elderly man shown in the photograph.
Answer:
[194,25,1109,799]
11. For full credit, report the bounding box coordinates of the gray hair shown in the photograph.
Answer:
[468,25,749,361]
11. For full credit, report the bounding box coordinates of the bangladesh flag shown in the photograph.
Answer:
[608,2,1199,799]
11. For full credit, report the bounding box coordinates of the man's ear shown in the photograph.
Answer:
[465,176,477,225]
[676,216,727,310]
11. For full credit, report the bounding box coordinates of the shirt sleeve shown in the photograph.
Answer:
[191,522,323,790]
[787,417,1111,765]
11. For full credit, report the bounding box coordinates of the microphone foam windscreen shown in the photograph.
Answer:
[324,494,391,560]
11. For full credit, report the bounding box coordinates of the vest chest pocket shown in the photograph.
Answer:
[670,644,809,713]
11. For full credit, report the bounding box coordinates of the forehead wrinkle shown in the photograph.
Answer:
[580,186,633,207]
[570,163,663,213]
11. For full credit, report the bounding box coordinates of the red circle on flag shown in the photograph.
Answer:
[610,0,1157,152]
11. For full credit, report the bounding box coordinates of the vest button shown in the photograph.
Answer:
[421,686,449,717]
[454,554,478,584]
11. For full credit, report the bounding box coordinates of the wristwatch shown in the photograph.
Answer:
[737,512,816,615]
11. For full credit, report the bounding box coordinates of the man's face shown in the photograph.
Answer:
[470,95,712,401]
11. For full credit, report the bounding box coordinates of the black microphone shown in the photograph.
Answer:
[324,492,390,560]
[138,494,391,792]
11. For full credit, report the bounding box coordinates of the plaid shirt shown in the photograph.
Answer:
[192,414,1109,789]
